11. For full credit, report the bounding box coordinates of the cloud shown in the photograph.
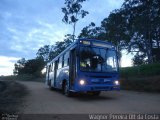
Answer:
[4,22,70,59]
[0,56,20,76]
[0,0,70,59]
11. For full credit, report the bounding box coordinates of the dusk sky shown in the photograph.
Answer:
[0,0,132,76]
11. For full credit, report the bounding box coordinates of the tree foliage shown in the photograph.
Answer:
[122,0,160,64]
[62,0,89,40]
[36,45,50,62]
[78,22,106,40]
[13,58,26,75]
[13,58,45,77]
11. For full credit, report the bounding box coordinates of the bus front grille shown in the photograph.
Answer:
[91,86,112,90]
[91,81,112,84]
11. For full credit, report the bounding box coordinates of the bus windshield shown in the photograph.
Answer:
[80,46,118,72]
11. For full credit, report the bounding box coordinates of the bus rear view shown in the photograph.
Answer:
[46,39,120,96]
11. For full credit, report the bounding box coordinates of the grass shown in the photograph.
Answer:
[120,63,160,78]
[0,80,28,113]
[120,63,160,92]
[120,76,160,92]
[0,74,45,82]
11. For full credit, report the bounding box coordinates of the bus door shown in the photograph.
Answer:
[53,60,58,87]
[69,49,76,88]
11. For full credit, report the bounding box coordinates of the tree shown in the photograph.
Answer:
[36,45,50,62]
[101,10,130,52]
[132,52,146,66]
[49,34,73,60]
[13,58,26,75]
[24,58,45,77]
[36,35,73,63]
[78,22,106,40]
[62,0,89,41]
[122,0,160,63]
[13,58,45,77]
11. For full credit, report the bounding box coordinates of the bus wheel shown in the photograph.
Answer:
[64,82,72,97]
[48,80,54,90]
[48,80,51,88]
[92,91,101,96]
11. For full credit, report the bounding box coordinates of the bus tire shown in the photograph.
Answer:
[48,80,54,90]
[64,82,72,97]
[48,80,51,87]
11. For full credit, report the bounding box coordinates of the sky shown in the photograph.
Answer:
[0,0,132,76]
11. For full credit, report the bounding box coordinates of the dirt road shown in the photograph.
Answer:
[19,81,160,114]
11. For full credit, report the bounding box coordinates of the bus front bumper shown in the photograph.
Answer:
[74,84,120,92]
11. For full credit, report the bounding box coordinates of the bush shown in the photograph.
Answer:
[120,63,160,78]
[120,63,160,92]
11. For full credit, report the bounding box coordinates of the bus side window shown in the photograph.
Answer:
[50,63,53,72]
[67,58,69,66]
[52,63,55,71]
[49,65,51,72]
[64,52,69,67]
[58,57,62,69]
[62,55,64,68]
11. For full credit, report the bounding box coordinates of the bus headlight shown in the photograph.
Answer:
[114,80,120,85]
[79,80,85,85]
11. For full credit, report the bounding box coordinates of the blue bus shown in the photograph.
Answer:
[46,39,120,96]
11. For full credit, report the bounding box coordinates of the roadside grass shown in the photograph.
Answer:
[120,76,160,92]
[0,74,45,82]
[0,80,28,113]
[120,63,160,92]
[15,74,45,82]
[120,63,160,78]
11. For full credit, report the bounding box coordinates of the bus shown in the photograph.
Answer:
[46,39,120,96]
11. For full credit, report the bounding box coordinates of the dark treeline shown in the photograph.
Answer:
[14,0,160,76]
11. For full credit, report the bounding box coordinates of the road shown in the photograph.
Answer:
[19,81,160,114]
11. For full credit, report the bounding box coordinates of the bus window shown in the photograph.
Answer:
[52,63,55,71]
[80,46,118,72]
[50,63,53,72]
[49,65,51,72]
[62,55,64,67]
[64,52,69,67]
[58,57,62,69]
[106,50,118,72]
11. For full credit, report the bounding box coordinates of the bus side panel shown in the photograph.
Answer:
[49,71,54,87]
[45,66,49,85]
[55,67,69,89]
